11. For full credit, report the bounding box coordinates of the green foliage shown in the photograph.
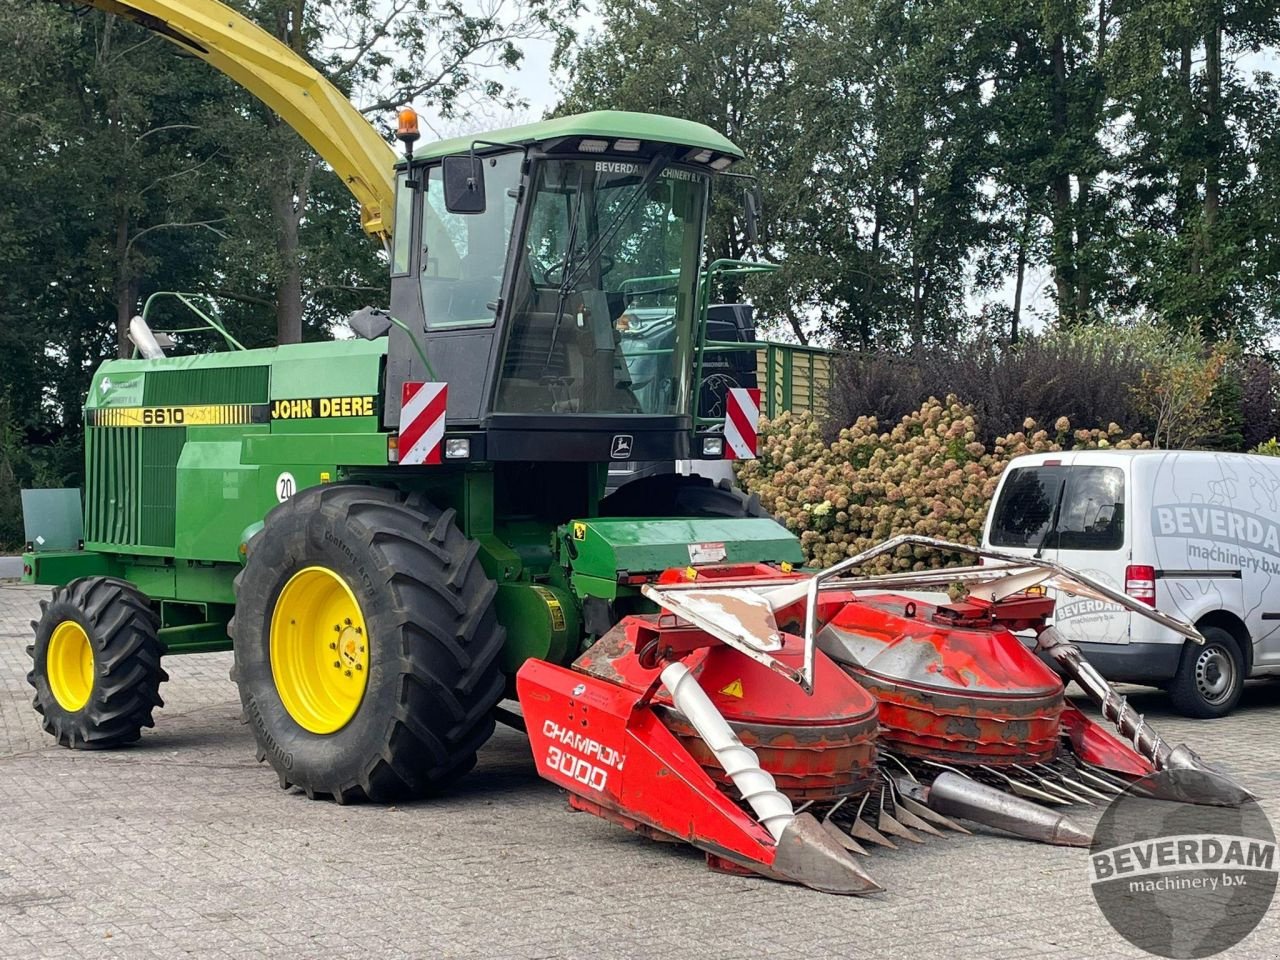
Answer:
[1251,438,1280,457]
[0,0,577,522]
[828,321,1249,449]
[736,400,1149,571]
[1131,334,1233,450]
[561,0,1280,347]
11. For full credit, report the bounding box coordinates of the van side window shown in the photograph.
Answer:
[990,466,1125,551]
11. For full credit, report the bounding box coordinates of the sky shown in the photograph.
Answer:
[410,2,603,142]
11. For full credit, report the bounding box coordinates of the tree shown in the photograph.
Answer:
[558,0,797,330]
[1108,0,1280,340]
[0,1,228,475]
[0,0,581,515]
[559,0,997,348]
[210,0,581,345]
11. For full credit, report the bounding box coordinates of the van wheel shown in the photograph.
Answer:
[1168,627,1245,718]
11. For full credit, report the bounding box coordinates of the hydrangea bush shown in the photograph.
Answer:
[736,396,1149,572]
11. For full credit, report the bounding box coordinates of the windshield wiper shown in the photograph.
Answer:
[544,168,588,370]
[560,148,675,294]
[544,150,675,372]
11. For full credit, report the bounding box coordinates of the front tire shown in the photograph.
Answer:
[1168,626,1245,718]
[230,485,505,802]
[28,577,167,748]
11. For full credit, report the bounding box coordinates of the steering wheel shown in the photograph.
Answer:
[528,251,562,286]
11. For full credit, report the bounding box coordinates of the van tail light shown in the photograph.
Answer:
[1125,564,1157,606]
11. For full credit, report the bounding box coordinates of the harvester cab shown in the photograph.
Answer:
[376,114,747,467]
[22,0,1255,901]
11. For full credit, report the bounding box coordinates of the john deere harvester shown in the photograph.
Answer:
[26,0,1249,895]
[25,0,791,797]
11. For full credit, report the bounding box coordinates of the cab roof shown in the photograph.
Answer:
[404,110,744,165]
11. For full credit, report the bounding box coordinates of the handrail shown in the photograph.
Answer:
[691,258,779,422]
[139,291,246,352]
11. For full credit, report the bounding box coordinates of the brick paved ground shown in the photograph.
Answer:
[1,580,1277,960]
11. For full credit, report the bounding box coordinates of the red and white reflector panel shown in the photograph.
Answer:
[724,387,761,460]
[398,381,447,465]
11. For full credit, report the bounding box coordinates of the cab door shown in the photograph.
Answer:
[1050,461,1130,644]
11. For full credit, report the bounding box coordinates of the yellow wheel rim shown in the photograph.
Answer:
[47,620,94,712]
[270,566,370,734]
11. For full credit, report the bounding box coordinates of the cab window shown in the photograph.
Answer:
[391,172,414,276]
[420,152,522,331]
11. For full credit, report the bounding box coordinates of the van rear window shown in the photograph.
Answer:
[989,465,1125,551]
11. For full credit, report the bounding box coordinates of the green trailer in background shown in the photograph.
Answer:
[757,342,834,419]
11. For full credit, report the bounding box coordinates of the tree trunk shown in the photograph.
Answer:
[115,207,132,359]
[268,1,309,344]
[272,179,304,345]
[1074,174,1092,319]
[1201,20,1222,270]
[1047,32,1076,323]
[1011,201,1030,345]
[1177,37,1196,243]
[909,183,924,344]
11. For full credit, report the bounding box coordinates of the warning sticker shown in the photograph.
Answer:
[572,522,588,541]
[687,541,727,565]
[533,586,567,632]
[719,679,744,699]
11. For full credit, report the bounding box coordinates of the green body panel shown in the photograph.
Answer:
[241,432,388,465]
[410,110,744,165]
[77,337,387,601]
[175,441,265,560]
[85,340,386,412]
[22,550,115,584]
[564,517,802,592]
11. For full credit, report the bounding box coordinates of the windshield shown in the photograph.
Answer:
[494,158,708,415]
[990,465,1126,551]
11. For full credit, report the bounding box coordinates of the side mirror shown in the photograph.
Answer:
[348,306,393,340]
[743,186,761,244]
[443,154,487,214]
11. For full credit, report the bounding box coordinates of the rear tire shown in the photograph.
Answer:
[1168,626,1245,718]
[28,577,167,748]
[599,474,771,519]
[230,484,505,802]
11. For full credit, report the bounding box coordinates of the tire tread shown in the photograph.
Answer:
[231,485,505,802]
[28,577,167,749]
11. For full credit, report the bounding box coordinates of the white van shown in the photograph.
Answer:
[981,450,1280,717]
